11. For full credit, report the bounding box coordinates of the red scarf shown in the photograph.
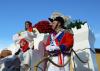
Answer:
[20,38,29,52]
[27,26,33,32]
[25,23,33,32]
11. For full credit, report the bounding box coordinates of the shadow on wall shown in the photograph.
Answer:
[73,51,92,71]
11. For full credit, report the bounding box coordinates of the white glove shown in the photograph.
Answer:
[46,45,60,51]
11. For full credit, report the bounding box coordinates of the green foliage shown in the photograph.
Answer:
[67,20,87,29]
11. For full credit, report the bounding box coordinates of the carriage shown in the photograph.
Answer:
[0,20,98,71]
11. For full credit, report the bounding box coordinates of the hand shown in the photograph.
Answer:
[46,45,60,51]
[15,49,21,55]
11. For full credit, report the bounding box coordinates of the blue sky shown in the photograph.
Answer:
[0,0,100,50]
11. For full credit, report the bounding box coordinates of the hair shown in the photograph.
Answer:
[54,16,66,29]
[25,21,32,30]
[60,22,66,29]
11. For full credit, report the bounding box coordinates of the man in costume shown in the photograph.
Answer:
[45,12,74,71]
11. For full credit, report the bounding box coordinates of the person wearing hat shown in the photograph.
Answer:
[45,14,74,71]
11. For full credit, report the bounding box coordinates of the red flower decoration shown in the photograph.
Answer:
[33,20,53,33]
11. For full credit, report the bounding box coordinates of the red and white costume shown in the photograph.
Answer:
[16,38,32,71]
[45,29,73,71]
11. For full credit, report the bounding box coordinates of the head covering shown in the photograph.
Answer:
[48,16,64,24]
[48,12,71,28]
[19,38,29,52]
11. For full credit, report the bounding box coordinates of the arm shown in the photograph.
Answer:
[15,49,21,55]
[59,32,74,52]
